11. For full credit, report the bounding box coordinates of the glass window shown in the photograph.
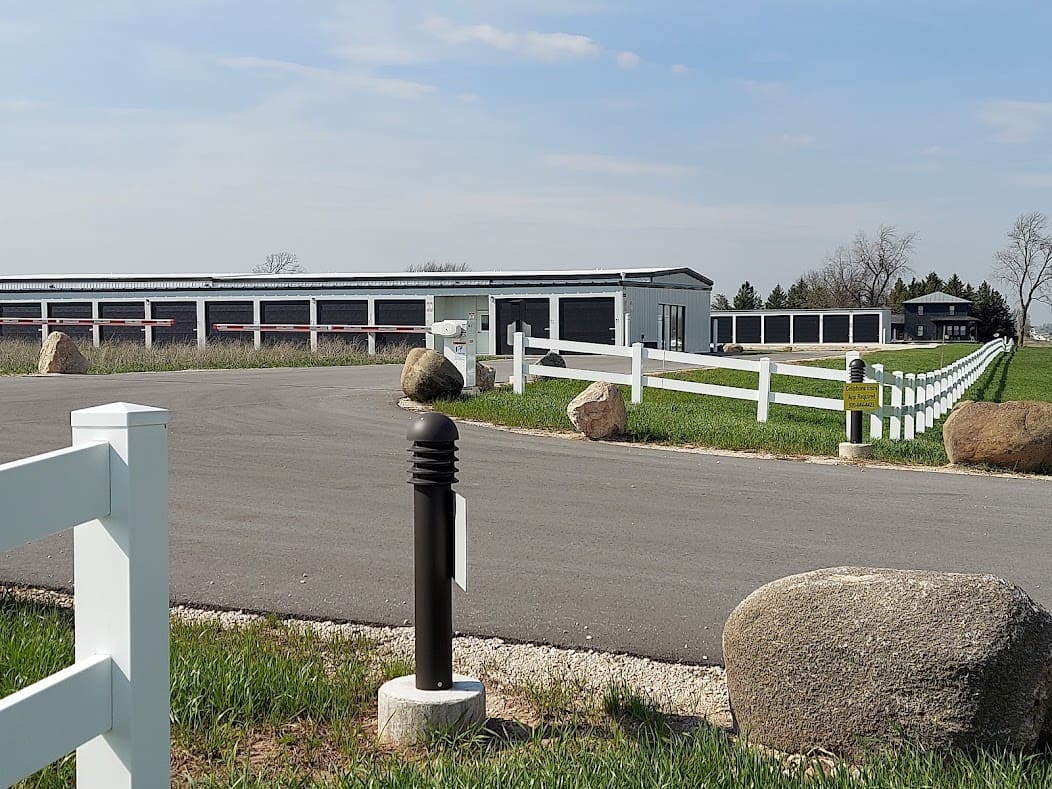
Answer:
[949,305,955,315]
[658,304,686,351]
[917,325,924,337]
[479,313,489,331]
[917,305,924,315]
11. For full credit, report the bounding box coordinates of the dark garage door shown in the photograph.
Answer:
[260,300,310,346]
[375,300,425,350]
[317,300,368,347]
[559,298,615,346]
[853,314,880,343]
[151,302,197,345]
[712,316,733,344]
[495,298,551,354]
[48,302,92,340]
[736,315,761,344]
[99,302,145,344]
[793,315,819,343]
[763,314,790,343]
[0,302,42,341]
[206,301,253,342]
[823,314,850,343]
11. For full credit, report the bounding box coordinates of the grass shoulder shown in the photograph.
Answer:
[434,346,1052,468]
[4,590,1050,787]
[0,339,409,375]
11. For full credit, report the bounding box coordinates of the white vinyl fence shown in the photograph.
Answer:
[0,403,170,788]
[511,333,1013,441]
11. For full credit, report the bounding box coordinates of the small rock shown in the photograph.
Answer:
[37,332,89,375]
[532,351,567,381]
[475,362,496,392]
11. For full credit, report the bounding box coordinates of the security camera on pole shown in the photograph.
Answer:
[377,412,485,745]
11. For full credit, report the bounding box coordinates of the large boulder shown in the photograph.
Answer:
[722,343,744,354]
[566,381,628,439]
[475,362,496,392]
[400,348,464,402]
[723,567,1052,757]
[532,351,567,382]
[943,400,1052,474]
[37,332,89,374]
[568,380,622,439]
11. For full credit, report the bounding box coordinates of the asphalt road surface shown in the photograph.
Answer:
[1,363,1048,664]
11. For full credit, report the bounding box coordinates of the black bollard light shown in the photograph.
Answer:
[849,358,865,444]
[407,412,458,691]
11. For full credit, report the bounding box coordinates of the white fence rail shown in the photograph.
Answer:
[0,403,170,788]
[511,333,1013,441]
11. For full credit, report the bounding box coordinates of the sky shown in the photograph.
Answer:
[2,1,1051,321]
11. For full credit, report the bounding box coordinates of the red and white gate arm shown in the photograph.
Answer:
[0,318,175,327]
[210,323,428,333]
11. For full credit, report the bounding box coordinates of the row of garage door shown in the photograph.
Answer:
[0,297,619,351]
[711,313,882,344]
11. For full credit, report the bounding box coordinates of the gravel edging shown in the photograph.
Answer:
[3,585,731,728]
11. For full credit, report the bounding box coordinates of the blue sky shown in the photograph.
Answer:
[2,1,1050,319]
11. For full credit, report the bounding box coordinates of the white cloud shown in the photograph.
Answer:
[977,100,1052,144]
[616,51,640,70]
[218,56,434,98]
[425,16,599,61]
[922,144,942,155]
[775,134,815,148]
[332,42,423,66]
[458,92,480,104]
[670,64,690,74]
[544,153,693,177]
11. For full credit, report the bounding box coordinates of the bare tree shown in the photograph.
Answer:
[852,225,916,307]
[254,252,304,274]
[406,261,470,272]
[994,211,1052,346]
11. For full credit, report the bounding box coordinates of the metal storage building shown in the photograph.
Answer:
[0,268,713,355]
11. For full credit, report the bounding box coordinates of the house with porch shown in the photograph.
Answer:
[891,291,977,342]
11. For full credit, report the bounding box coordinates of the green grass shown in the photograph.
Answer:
[3,591,1050,787]
[0,337,410,375]
[434,345,1052,468]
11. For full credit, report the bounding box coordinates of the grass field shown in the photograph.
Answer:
[434,345,1052,467]
[4,591,1050,787]
[0,338,410,375]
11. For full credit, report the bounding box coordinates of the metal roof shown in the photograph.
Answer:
[0,267,712,293]
[902,291,971,305]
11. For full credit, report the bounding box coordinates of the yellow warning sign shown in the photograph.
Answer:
[843,383,879,411]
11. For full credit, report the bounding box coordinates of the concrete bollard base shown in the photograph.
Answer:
[377,674,486,745]
[838,441,874,459]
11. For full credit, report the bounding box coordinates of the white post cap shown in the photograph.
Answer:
[71,402,170,428]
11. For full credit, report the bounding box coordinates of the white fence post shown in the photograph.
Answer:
[870,363,884,440]
[924,372,935,427]
[889,370,903,440]
[904,373,916,439]
[71,403,170,788]
[630,343,643,405]
[756,357,771,423]
[512,332,526,394]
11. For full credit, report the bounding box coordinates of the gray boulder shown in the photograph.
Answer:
[722,343,744,354]
[400,348,464,402]
[566,381,627,439]
[532,351,566,381]
[37,332,90,374]
[723,567,1052,756]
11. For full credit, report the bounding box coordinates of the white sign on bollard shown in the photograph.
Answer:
[454,494,468,592]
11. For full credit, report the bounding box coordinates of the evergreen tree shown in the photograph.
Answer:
[971,282,1016,341]
[943,273,968,298]
[765,283,789,309]
[786,277,809,308]
[888,277,910,312]
[921,271,944,294]
[732,281,763,310]
[712,293,731,310]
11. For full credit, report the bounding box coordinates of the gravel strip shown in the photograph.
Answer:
[3,585,730,727]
